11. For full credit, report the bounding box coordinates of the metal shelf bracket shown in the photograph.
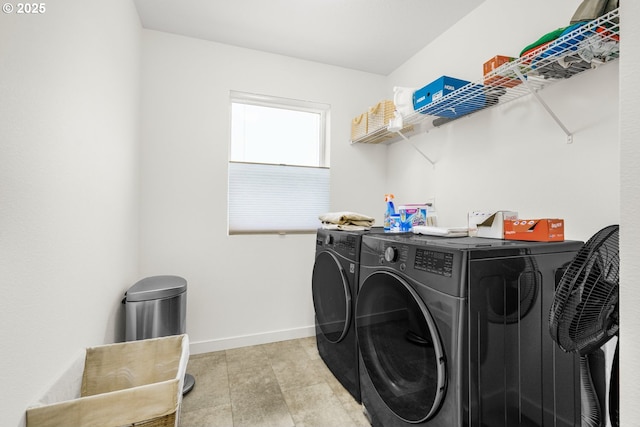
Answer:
[513,68,574,144]
[397,131,436,167]
[390,116,436,166]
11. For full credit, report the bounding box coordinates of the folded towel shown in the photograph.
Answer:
[321,223,371,231]
[318,211,375,226]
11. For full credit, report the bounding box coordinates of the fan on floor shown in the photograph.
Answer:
[549,225,619,427]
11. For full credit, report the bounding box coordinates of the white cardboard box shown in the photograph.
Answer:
[469,210,518,239]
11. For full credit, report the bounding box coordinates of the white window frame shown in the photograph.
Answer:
[228,91,330,235]
[229,91,329,168]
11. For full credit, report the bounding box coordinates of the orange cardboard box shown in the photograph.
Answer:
[483,55,522,88]
[503,219,565,242]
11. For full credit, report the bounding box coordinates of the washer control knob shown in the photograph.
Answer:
[384,246,398,263]
[324,234,333,245]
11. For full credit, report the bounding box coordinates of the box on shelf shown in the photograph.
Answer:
[350,113,368,141]
[483,55,522,88]
[469,210,518,238]
[26,335,189,427]
[504,218,565,242]
[413,76,485,118]
[367,100,395,132]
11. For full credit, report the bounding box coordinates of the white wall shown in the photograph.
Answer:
[139,30,388,353]
[619,2,640,424]
[386,0,619,240]
[0,1,141,426]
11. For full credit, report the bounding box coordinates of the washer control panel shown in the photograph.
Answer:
[363,235,463,297]
[384,246,398,263]
[380,242,454,277]
[381,244,409,263]
[414,248,454,277]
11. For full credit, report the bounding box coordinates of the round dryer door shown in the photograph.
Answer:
[312,251,352,343]
[356,271,446,423]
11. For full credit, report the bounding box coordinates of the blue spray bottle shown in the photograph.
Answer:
[383,194,395,232]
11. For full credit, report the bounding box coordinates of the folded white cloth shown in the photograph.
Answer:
[318,211,375,226]
[412,226,468,237]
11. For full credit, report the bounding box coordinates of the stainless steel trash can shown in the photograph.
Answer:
[124,275,195,394]
[124,275,187,341]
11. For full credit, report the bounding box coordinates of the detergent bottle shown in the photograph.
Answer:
[383,194,396,232]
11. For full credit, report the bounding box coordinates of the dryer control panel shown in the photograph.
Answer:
[317,229,359,259]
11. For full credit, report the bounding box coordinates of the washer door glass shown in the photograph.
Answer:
[356,271,446,423]
[312,251,351,343]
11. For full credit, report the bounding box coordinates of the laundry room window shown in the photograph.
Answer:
[228,91,330,234]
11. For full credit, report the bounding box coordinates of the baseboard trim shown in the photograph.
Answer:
[189,325,315,355]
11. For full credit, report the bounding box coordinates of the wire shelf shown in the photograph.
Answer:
[351,8,620,145]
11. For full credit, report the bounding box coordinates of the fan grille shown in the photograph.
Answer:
[549,225,619,355]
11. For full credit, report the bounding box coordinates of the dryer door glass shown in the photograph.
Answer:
[312,251,351,343]
[356,271,446,423]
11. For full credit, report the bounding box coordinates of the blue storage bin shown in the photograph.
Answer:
[413,76,485,118]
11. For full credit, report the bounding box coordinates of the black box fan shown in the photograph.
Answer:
[549,225,619,427]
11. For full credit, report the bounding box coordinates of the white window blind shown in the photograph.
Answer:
[228,162,330,234]
[228,92,330,234]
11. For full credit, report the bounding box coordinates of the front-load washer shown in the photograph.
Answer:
[356,234,583,427]
[312,228,370,402]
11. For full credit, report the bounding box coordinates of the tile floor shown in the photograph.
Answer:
[179,336,370,427]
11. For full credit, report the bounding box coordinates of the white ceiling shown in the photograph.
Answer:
[133,0,485,75]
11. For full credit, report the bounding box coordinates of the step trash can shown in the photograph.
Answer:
[123,275,195,395]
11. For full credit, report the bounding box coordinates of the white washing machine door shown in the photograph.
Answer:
[356,270,447,423]
[312,251,352,343]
